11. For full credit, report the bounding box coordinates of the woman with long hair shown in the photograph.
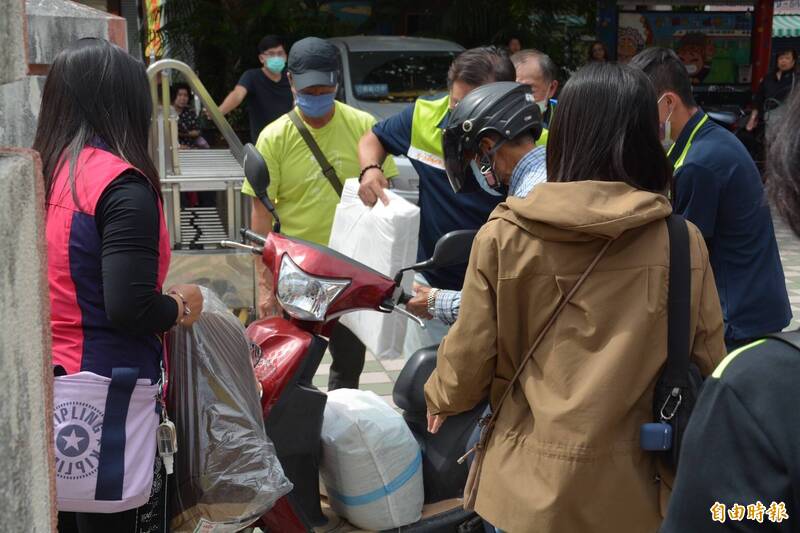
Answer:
[424,62,726,532]
[34,38,203,532]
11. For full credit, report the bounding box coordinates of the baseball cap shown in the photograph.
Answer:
[287,37,340,90]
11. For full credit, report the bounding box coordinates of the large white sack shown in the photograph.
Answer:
[320,389,424,531]
[328,179,420,359]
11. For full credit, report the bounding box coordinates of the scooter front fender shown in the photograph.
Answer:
[247,316,316,419]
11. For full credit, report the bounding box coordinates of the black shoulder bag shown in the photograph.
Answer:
[649,214,703,467]
[286,109,343,197]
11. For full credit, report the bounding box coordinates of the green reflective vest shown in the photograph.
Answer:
[408,95,450,171]
[408,94,549,172]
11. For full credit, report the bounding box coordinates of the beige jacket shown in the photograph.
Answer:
[425,181,726,533]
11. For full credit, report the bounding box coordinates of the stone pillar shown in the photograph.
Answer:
[0,4,57,528]
[0,0,128,148]
[0,148,56,533]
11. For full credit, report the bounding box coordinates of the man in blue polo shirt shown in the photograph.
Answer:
[357,47,517,356]
[632,48,791,351]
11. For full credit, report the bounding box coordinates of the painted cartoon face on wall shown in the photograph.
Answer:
[618,36,639,63]
[678,45,705,76]
[677,33,713,84]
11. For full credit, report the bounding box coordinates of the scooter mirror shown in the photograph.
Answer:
[243,143,270,197]
[393,229,477,287]
[430,229,478,268]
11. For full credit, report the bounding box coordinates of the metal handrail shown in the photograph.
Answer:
[146,59,244,165]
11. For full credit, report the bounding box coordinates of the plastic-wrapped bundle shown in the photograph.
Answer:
[321,389,424,530]
[168,287,292,532]
[328,178,420,359]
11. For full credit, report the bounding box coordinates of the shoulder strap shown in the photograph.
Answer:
[486,237,614,427]
[663,214,691,387]
[287,109,342,197]
[765,330,800,352]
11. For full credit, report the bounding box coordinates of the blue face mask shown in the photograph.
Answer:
[469,160,503,197]
[296,91,337,118]
[265,56,286,73]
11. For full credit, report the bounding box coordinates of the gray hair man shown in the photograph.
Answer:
[512,49,559,128]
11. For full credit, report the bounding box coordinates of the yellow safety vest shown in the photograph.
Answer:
[408,95,450,170]
[408,94,549,170]
[537,128,549,147]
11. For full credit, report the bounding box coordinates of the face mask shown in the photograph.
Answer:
[296,91,336,118]
[657,94,675,150]
[536,99,548,113]
[266,56,286,73]
[684,64,699,76]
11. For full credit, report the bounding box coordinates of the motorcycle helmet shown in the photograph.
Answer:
[443,81,543,194]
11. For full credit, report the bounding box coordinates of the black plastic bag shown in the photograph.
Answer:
[168,287,292,532]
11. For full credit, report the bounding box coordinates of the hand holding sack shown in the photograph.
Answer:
[328,178,420,359]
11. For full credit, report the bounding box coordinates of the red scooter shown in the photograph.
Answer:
[221,145,487,532]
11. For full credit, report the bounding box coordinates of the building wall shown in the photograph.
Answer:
[0,0,128,148]
[0,1,57,531]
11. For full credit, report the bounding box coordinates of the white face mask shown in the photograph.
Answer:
[657,94,675,150]
[684,64,699,76]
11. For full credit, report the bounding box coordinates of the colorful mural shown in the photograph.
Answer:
[619,12,753,85]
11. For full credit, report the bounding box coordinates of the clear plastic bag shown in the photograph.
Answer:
[168,287,292,532]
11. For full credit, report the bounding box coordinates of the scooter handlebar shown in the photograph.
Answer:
[380,297,426,329]
[240,228,267,245]
[220,240,263,255]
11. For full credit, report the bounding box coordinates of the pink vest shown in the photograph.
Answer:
[46,147,171,380]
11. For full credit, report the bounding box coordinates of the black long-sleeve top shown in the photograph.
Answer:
[753,70,796,114]
[95,173,178,335]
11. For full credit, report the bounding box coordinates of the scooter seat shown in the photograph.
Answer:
[393,345,438,413]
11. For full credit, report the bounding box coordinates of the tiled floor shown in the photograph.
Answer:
[774,213,800,330]
[314,209,800,404]
[312,351,403,408]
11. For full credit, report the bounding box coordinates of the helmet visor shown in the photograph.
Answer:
[443,127,472,193]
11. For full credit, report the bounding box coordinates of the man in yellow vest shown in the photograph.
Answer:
[357,47,517,356]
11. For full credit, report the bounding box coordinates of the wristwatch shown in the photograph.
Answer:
[426,288,440,316]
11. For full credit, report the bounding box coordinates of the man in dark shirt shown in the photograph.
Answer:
[631,47,791,351]
[218,35,294,142]
[661,87,800,533]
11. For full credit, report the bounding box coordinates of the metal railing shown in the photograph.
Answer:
[146,59,248,247]
[147,58,244,167]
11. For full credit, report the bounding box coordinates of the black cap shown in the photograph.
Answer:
[287,37,339,90]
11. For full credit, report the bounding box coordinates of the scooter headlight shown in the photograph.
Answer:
[276,254,350,322]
